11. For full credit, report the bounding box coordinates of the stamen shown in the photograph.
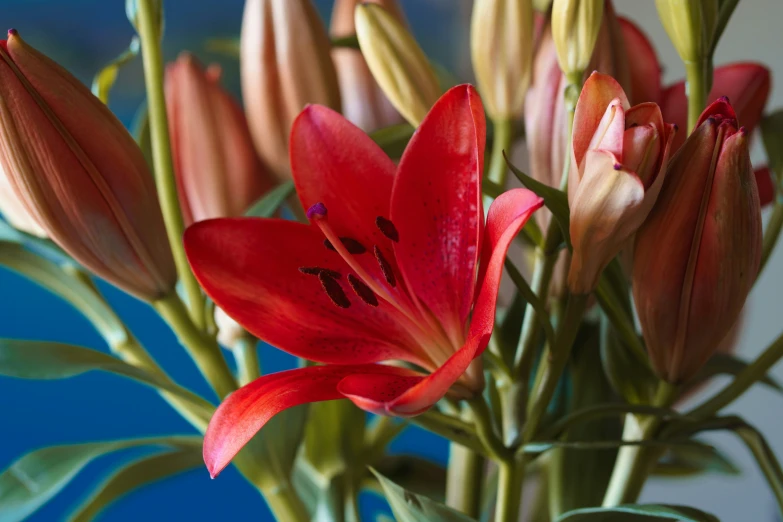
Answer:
[324,237,367,254]
[347,274,379,307]
[375,216,399,242]
[374,246,397,288]
[299,266,341,279]
[318,272,350,308]
[306,202,328,220]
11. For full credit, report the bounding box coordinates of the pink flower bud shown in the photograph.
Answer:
[0,163,45,236]
[633,98,762,383]
[0,31,176,300]
[567,72,676,294]
[166,54,274,224]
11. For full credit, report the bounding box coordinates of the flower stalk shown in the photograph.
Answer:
[685,59,708,132]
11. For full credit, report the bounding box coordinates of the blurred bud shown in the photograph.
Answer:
[330,0,403,132]
[240,0,341,179]
[215,306,246,348]
[471,0,535,120]
[0,31,176,300]
[0,164,46,236]
[633,98,762,383]
[355,3,442,127]
[567,72,676,294]
[755,167,775,207]
[661,62,770,152]
[655,0,717,65]
[533,0,553,12]
[551,0,604,81]
[165,54,274,225]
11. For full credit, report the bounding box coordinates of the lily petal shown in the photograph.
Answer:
[184,217,426,366]
[391,85,485,347]
[203,363,419,477]
[619,17,661,104]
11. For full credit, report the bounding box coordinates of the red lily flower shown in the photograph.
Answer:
[185,85,543,477]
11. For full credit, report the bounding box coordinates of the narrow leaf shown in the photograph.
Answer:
[0,436,201,522]
[91,37,140,105]
[370,469,474,522]
[653,442,739,477]
[244,181,295,218]
[67,449,203,522]
[0,339,213,418]
[370,124,415,159]
[555,504,719,522]
[689,352,783,393]
[761,110,783,182]
[521,438,701,456]
[369,455,446,501]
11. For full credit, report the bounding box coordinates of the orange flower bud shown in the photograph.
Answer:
[0,163,45,237]
[633,98,762,383]
[0,30,176,300]
[567,72,676,294]
[165,54,274,224]
[240,0,341,179]
[330,0,403,132]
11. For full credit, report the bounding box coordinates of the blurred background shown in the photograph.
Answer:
[0,0,781,520]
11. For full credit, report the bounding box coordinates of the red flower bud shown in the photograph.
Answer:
[633,98,762,383]
[0,31,176,300]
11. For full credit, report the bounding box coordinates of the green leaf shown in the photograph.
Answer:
[0,436,201,522]
[91,37,140,105]
[411,411,486,457]
[370,455,446,502]
[521,438,701,456]
[653,442,739,477]
[67,449,203,522]
[131,100,153,169]
[371,123,415,159]
[371,468,475,522]
[0,339,213,419]
[761,109,783,183]
[244,181,296,218]
[689,352,783,393]
[555,504,719,522]
[541,403,681,441]
[505,259,555,348]
[505,153,571,246]
[0,226,72,265]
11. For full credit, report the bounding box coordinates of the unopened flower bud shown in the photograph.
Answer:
[0,164,45,236]
[166,54,274,224]
[633,98,762,383]
[471,0,535,120]
[355,2,442,127]
[240,0,341,179]
[655,0,718,65]
[330,0,403,132]
[0,30,176,300]
[551,0,604,81]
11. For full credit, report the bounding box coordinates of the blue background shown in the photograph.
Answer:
[0,0,467,520]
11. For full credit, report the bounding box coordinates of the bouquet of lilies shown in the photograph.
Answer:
[2,0,782,520]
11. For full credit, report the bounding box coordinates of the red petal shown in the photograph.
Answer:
[386,189,543,415]
[391,85,485,347]
[619,17,662,104]
[184,217,427,366]
[661,62,771,152]
[755,166,775,207]
[203,363,418,477]
[337,372,424,415]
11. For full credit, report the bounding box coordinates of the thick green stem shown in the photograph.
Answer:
[602,382,678,506]
[495,459,524,522]
[522,294,589,444]
[446,443,484,517]
[135,0,205,328]
[761,203,783,275]
[261,480,311,522]
[685,60,708,133]
[233,334,260,386]
[154,292,237,399]
[488,119,514,187]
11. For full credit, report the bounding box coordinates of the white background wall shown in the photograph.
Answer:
[614,1,783,519]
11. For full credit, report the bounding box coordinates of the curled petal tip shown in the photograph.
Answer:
[306,202,328,219]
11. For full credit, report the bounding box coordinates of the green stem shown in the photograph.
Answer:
[685,60,708,133]
[495,459,524,522]
[522,293,589,444]
[446,444,484,517]
[261,480,311,522]
[232,334,260,386]
[761,203,783,275]
[602,381,678,506]
[488,119,513,188]
[687,329,783,420]
[154,291,237,399]
[135,0,205,329]
[365,416,407,464]
[468,397,512,461]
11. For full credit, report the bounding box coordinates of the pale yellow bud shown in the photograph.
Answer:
[655,0,718,64]
[551,0,604,81]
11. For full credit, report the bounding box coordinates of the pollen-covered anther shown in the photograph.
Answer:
[324,237,367,254]
[318,271,351,308]
[374,246,397,287]
[347,274,379,306]
[375,216,399,242]
[299,266,342,279]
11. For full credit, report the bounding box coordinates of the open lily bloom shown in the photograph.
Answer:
[185,85,543,477]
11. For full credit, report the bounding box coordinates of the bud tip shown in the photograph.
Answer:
[7,28,17,36]
[613,163,623,171]
[739,126,748,137]
[718,95,730,103]
[307,202,328,220]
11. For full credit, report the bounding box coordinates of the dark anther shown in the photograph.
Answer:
[323,237,367,254]
[375,216,399,242]
[347,274,379,307]
[299,266,341,279]
[374,246,396,288]
[318,272,350,308]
